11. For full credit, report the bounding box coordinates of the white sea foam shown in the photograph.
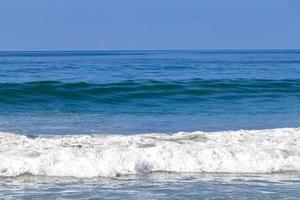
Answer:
[0,128,300,178]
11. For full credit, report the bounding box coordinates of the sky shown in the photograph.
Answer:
[0,0,300,51]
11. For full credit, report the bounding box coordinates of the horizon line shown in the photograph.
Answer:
[0,48,300,52]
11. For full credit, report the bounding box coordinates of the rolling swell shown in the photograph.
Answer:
[0,79,299,105]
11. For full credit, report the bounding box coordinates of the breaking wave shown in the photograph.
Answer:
[1,128,300,178]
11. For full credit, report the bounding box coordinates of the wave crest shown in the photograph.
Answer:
[0,79,300,106]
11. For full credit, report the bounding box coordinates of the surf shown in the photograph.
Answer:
[0,127,300,178]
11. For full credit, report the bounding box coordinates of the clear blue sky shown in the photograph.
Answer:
[0,0,299,51]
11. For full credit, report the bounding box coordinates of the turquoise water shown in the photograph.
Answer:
[1,50,300,199]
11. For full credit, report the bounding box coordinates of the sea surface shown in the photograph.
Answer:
[0,50,300,199]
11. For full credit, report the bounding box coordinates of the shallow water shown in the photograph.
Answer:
[1,173,300,200]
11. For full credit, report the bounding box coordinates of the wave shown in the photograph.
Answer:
[0,128,300,178]
[0,79,299,105]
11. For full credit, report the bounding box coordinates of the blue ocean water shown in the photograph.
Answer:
[1,50,300,199]
[0,50,300,134]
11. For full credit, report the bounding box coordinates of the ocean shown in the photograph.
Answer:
[0,50,300,199]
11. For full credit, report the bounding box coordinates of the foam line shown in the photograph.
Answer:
[1,128,300,178]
